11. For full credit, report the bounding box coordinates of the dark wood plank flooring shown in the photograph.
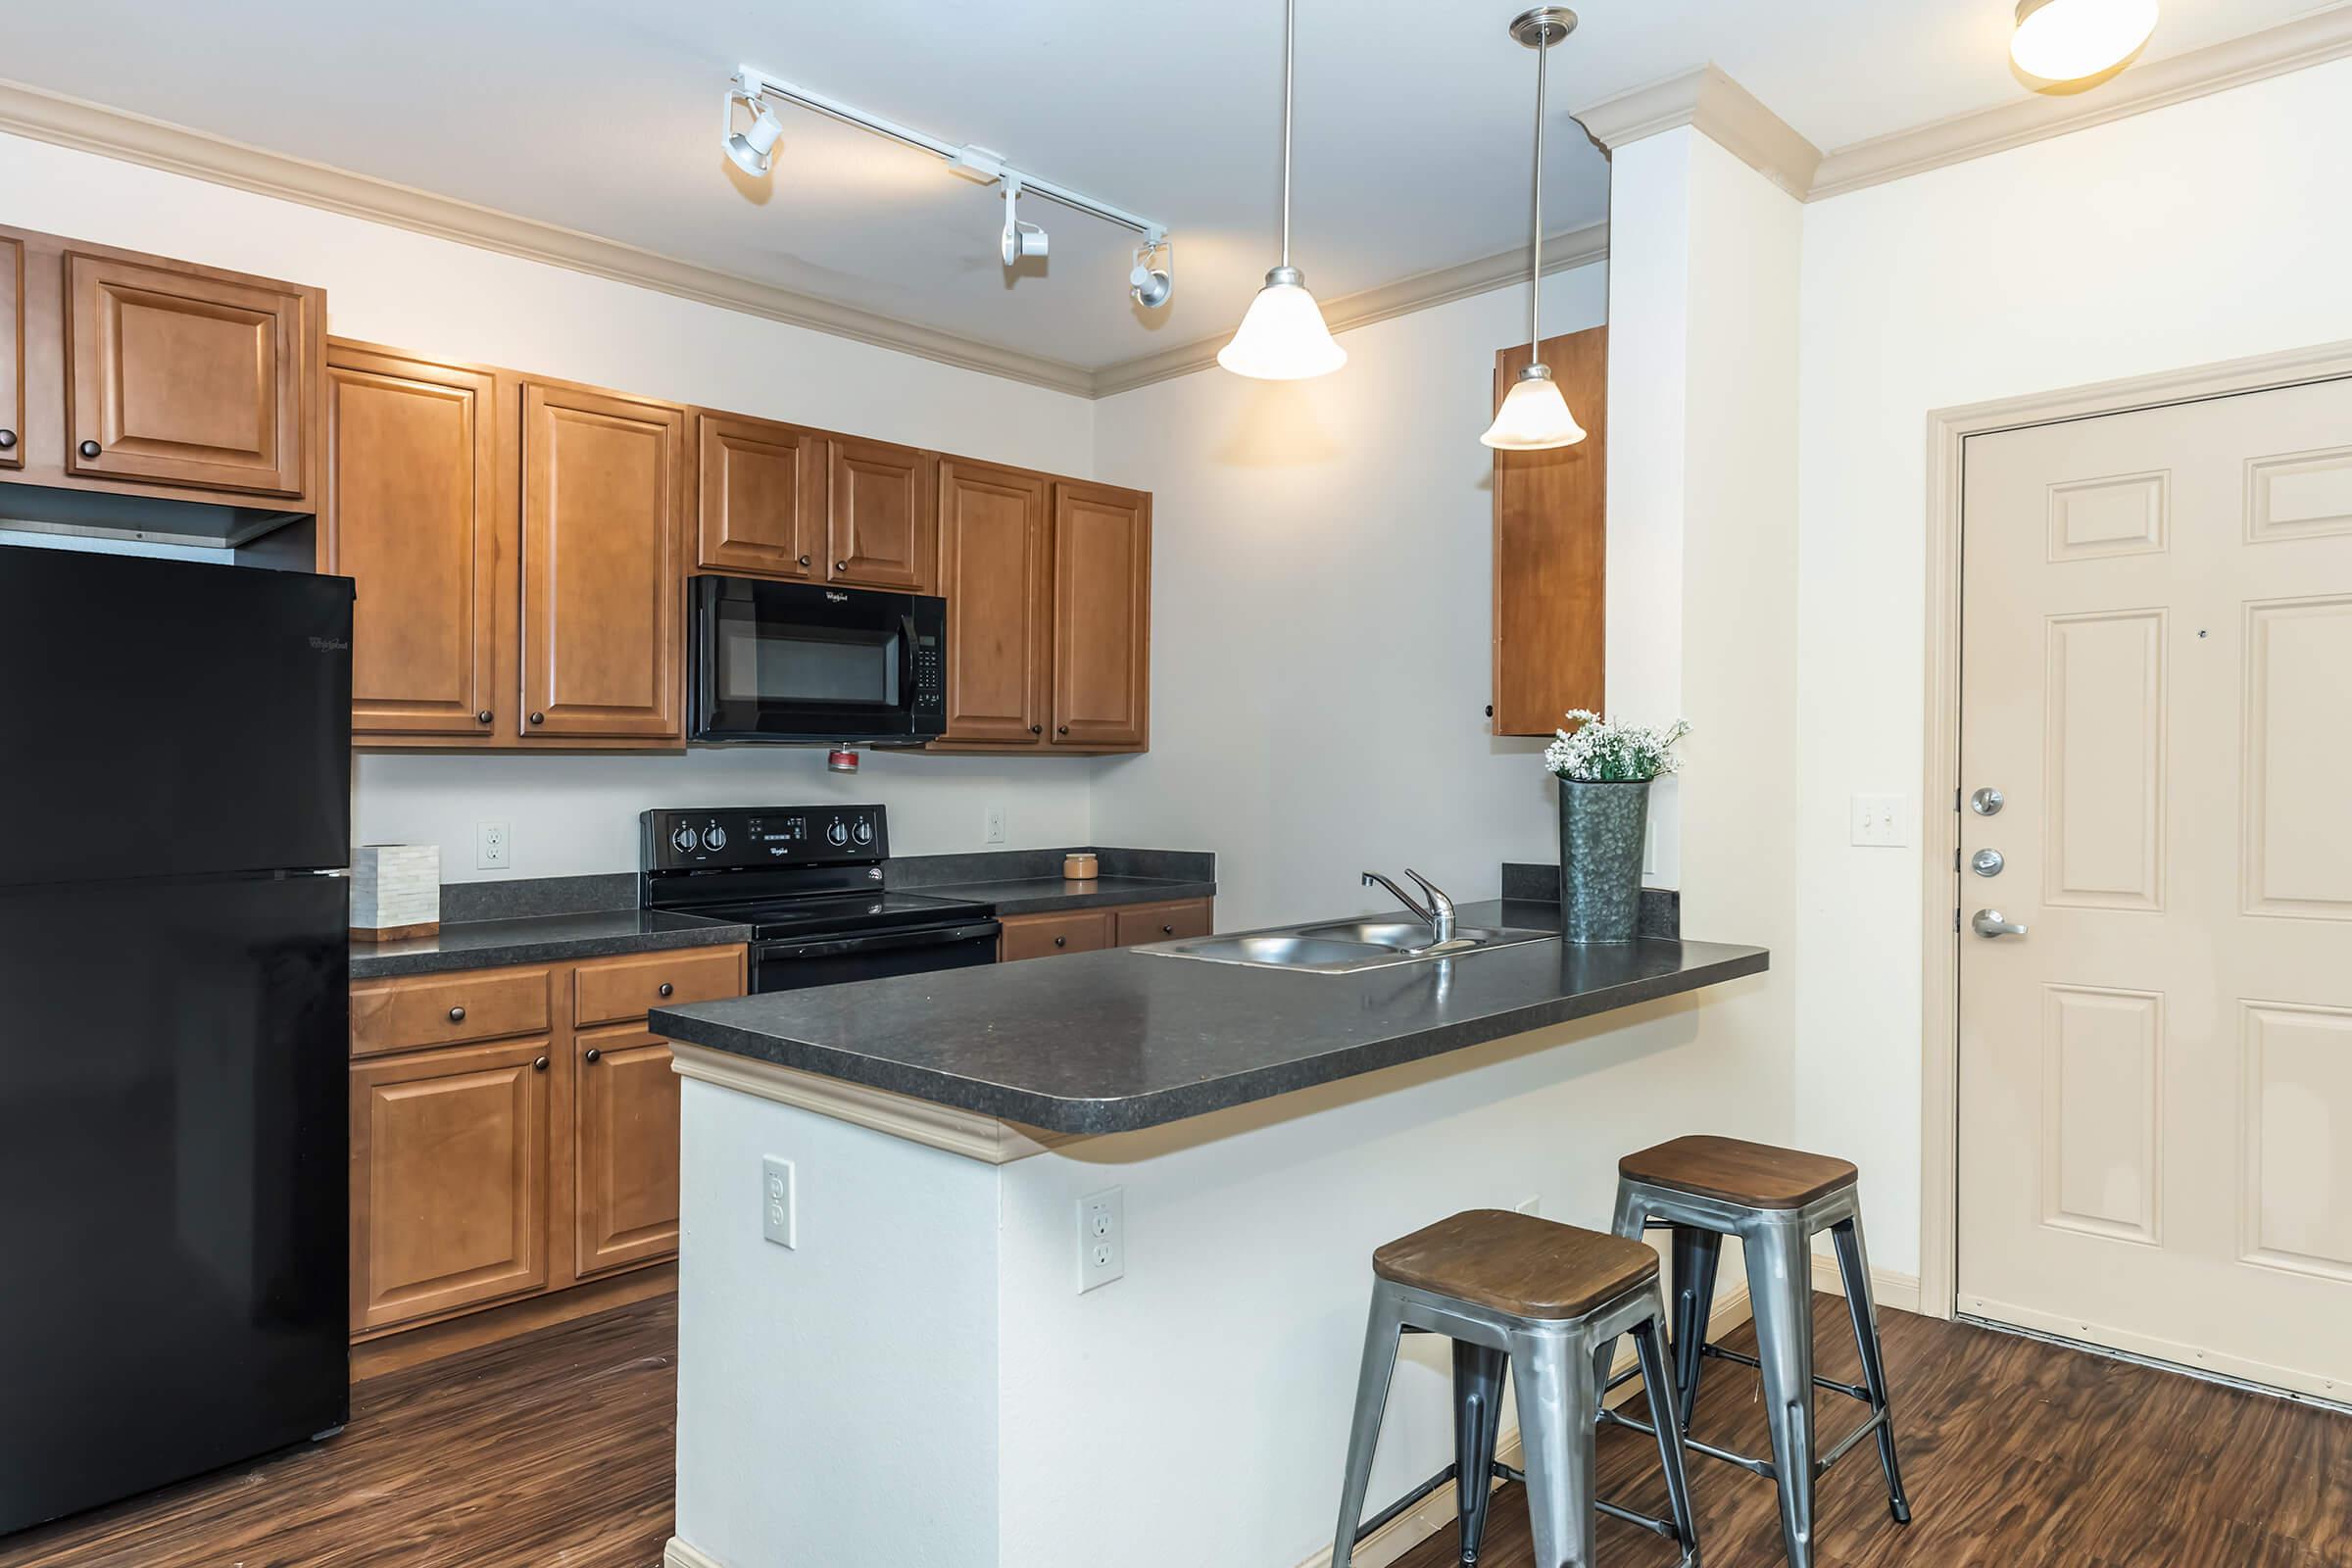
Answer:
[2,1292,2341,1567]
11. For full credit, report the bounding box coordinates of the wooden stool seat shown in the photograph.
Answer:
[1618,1134,1857,1209]
[1372,1208,1658,1320]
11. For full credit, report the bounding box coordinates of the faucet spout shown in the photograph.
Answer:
[1362,870,1447,948]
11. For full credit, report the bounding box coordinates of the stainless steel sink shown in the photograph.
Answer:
[1139,921,1552,975]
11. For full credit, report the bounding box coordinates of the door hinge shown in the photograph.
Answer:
[1953,907,1962,933]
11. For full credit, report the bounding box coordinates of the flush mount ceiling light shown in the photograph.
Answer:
[1481,7,1588,451]
[2010,0,2159,81]
[719,67,1171,308]
[1217,0,1346,380]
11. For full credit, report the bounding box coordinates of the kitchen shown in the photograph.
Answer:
[4,1,2351,1565]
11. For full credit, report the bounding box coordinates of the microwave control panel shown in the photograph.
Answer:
[641,805,889,870]
[912,629,944,714]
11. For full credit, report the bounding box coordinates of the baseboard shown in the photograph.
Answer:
[1808,1250,1923,1316]
[1287,1278,1755,1568]
[351,1262,676,1381]
[664,1538,725,1568]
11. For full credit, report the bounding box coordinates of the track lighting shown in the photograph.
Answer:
[723,76,784,175]
[1129,241,1173,310]
[1000,178,1049,266]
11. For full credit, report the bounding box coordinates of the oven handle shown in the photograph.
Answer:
[761,920,1002,961]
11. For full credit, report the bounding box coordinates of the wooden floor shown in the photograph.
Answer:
[1,1292,2343,1567]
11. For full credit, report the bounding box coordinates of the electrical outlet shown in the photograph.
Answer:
[1516,1195,1542,1217]
[1077,1187,1124,1293]
[983,804,1007,845]
[1849,794,1907,848]
[761,1156,796,1249]
[475,821,511,870]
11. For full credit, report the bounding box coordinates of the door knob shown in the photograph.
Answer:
[1970,787,2005,816]
[1971,908,2028,938]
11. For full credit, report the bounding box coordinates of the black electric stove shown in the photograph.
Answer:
[640,805,999,994]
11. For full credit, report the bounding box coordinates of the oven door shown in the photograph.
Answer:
[752,919,1002,994]
[690,575,947,744]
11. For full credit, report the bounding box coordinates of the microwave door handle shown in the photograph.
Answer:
[898,612,918,710]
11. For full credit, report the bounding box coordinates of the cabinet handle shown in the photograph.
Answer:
[533,1055,549,1071]
[448,1005,466,1023]
[0,430,16,450]
[475,710,493,725]
[1161,924,1174,935]
[658,982,673,998]
[77,439,102,460]
[798,554,812,567]
[528,711,545,725]
[585,1048,602,1063]
[1056,725,1070,735]
[834,561,848,571]
[1053,935,1067,948]
[1030,724,1043,735]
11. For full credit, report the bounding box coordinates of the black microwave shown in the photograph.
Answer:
[688,575,947,744]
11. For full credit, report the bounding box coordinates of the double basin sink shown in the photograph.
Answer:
[1139,918,1551,975]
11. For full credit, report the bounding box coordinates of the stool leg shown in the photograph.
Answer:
[1831,1212,1912,1524]
[1632,1301,1701,1566]
[1669,1225,1723,1431]
[1332,1288,1405,1568]
[1588,1183,1648,1413]
[1512,1328,1597,1568]
[1452,1341,1508,1564]
[1745,1221,1818,1568]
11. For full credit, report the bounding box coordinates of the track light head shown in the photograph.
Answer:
[1128,242,1173,310]
[724,89,783,176]
[1000,181,1048,266]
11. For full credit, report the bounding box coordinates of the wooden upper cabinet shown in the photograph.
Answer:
[573,1024,683,1278]
[350,1037,554,1334]
[938,459,1049,744]
[695,411,824,579]
[1491,327,1606,737]
[63,249,312,498]
[0,236,21,470]
[520,383,685,740]
[1050,480,1152,749]
[827,435,937,591]
[324,344,501,737]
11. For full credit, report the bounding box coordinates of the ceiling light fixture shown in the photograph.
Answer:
[1216,0,1346,380]
[720,68,1171,308]
[2009,0,2159,81]
[1129,240,1173,310]
[1482,7,1588,451]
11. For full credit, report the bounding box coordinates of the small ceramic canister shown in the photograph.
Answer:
[1063,852,1100,881]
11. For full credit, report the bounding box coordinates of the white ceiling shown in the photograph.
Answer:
[0,0,2323,371]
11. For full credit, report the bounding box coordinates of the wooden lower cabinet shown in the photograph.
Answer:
[349,945,744,1346]
[999,897,1211,962]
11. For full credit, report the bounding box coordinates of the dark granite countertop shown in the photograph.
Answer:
[920,874,1217,916]
[351,909,752,981]
[651,899,1765,1134]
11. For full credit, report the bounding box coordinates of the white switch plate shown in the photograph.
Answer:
[475,821,511,869]
[983,804,1006,845]
[761,1156,796,1249]
[1849,794,1907,848]
[1077,1187,1124,1293]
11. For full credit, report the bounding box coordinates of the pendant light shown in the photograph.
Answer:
[2009,0,2159,82]
[1217,0,1347,380]
[1482,7,1588,451]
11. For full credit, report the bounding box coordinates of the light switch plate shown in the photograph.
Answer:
[761,1156,796,1249]
[1849,794,1907,848]
[1077,1187,1124,1293]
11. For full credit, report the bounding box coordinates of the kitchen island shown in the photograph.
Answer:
[650,904,1768,1568]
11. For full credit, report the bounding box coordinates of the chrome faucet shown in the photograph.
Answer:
[1361,868,1457,948]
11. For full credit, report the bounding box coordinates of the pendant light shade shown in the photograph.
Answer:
[1481,7,1586,452]
[1220,0,1346,381]
[2010,0,2159,81]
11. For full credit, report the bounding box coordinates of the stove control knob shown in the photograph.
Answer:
[825,819,851,849]
[670,824,701,855]
[852,818,874,846]
[705,824,729,852]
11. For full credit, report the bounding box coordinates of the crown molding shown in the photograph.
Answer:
[0,76,1100,398]
[1089,220,1611,398]
[1572,63,1823,197]
[1809,4,2352,200]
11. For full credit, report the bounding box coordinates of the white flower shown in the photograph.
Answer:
[1544,710,1690,782]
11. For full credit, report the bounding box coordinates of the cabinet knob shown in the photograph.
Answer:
[1056,725,1070,735]
[834,561,848,571]
[1053,935,1067,948]
[448,1005,466,1023]
[1030,724,1043,735]
[0,429,16,450]
[528,711,545,725]
[798,555,812,567]
[1161,924,1174,935]
[77,440,102,460]
[584,1048,602,1063]
[533,1055,549,1071]
[658,982,673,998]
[475,710,493,725]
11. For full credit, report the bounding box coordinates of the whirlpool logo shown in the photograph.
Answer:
[308,635,351,653]
[824,591,849,604]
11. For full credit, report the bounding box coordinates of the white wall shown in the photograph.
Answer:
[0,129,1101,878]
[1792,56,2352,1275]
[1088,266,1611,931]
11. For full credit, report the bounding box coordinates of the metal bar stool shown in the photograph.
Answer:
[1333,1208,1699,1568]
[1594,1136,1911,1568]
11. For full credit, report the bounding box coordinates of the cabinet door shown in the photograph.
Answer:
[1050,481,1152,749]
[64,250,310,497]
[350,1038,554,1333]
[1113,899,1213,947]
[938,459,1048,744]
[696,412,824,579]
[827,435,937,591]
[520,383,684,740]
[1491,327,1606,735]
[324,345,501,736]
[0,236,20,469]
[574,1024,683,1277]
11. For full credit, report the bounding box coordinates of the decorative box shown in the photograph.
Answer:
[352,845,442,941]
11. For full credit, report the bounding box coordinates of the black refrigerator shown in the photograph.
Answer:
[0,547,354,1537]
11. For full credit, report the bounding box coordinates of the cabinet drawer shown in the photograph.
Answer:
[998,909,1113,962]
[573,945,744,1026]
[351,966,553,1057]
[1114,899,1213,947]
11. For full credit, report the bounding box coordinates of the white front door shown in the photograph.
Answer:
[1957,373,2352,1400]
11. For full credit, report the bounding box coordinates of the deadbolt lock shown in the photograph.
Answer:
[1970,787,2005,816]
[1971,848,2005,877]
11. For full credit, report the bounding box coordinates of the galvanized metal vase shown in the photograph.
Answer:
[1556,777,1650,943]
